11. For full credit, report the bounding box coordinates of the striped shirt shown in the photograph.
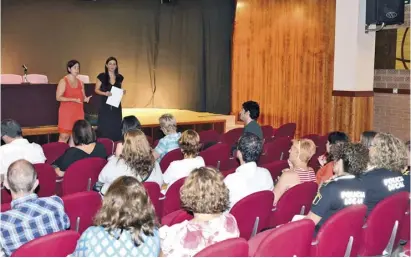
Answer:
[154,132,181,161]
[295,167,316,183]
[0,194,70,256]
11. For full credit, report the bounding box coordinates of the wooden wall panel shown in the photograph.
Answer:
[232,0,336,137]
[332,96,374,142]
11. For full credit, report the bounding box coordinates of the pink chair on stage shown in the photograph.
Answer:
[270,181,318,228]
[96,138,114,156]
[230,191,274,240]
[199,143,230,169]
[62,191,102,234]
[259,137,292,165]
[33,163,56,197]
[199,130,221,145]
[1,202,11,212]
[357,191,410,257]
[260,160,288,183]
[77,74,90,83]
[1,74,23,84]
[220,128,243,147]
[194,238,249,257]
[161,209,194,226]
[42,142,69,164]
[11,230,80,257]
[1,188,12,204]
[26,74,48,84]
[311,205,367,257]
[62,158,107,196]
[273,123,296,139]
[160,148,183,173]
[248,219,315,257]
[143,182,163,219]
[161,177,186,217]
[261,125,275,140]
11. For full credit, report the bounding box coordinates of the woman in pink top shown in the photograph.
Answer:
[273,139,317,205]
[160,167,239,257]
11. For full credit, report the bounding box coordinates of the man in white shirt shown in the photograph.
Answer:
[224,132,274,209]
[0,119,46,179]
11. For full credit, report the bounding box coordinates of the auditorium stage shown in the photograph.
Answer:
[22,108,238,142]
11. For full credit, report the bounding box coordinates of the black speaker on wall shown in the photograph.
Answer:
[366,0,405,25]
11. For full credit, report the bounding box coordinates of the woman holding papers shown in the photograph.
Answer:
[95,57,124,141]
[56,60,92,143]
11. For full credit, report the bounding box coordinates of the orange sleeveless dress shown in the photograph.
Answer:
[58,77,84,134]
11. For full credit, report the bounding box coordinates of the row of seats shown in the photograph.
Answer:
[1,74,90,84]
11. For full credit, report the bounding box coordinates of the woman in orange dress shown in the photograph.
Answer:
[56,60,92,143]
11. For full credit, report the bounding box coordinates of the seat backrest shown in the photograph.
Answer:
[146,135,154,146]
[270,181,318,227]
[62,191,102,234]
[358,191,410,257]
[11,230,80,257]
[260,160,289,183]
[199,143,230,168]
[33,163,56,198]
[219,157,240,171]
[62,158,107,196]
[162,177,186,217]
[194,237,249,257]
[1,188,12,204]
[1,74,23,84]
[274,123,296,139]
[249,219,315,257]
[161,209,194,226]
[313,204,367,257]
[396,202,410,243]
[143,182,163,219]
[220,128,243,147]
[77,74,90,83]
[42,142,69,164]
[26,74,48,84]
[199,130,221,144]
[261,125,274,139]
[96,138,114,156]
[160,148,183,172]
[260,137,292,165]
[316,135,328,157]
[230,191,274,239]
[221,167,236,178]
[1,202,11,212]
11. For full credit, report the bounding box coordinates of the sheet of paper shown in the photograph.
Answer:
[291,214,305,222]
[106,86,123,108]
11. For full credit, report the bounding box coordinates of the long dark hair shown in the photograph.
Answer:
[104,57,119,85]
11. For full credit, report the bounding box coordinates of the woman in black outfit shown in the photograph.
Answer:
[94,57,124,141]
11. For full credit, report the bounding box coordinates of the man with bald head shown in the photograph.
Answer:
[0,159,69,256]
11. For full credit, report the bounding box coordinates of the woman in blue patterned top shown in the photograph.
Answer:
[71,176,161,257]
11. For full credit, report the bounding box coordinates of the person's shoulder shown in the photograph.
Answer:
[117,74,124,81]
[97,73,105,81]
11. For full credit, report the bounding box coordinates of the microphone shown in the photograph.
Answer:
[22,64,28,83]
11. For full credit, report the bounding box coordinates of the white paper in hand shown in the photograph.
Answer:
[106,86,123,108]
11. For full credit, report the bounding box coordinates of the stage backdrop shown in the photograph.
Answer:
[1,0,235,114]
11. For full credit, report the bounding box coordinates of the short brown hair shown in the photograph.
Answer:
[292,139,316,163]
[94,176,157,246]
[180,167,229,214]
[331,142,369,176]
[179,130,200,157]
[72,120,96,146]
[121,129,154,181]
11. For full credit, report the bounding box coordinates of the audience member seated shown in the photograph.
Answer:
[53,120,106,177]
[360,130,377,149]
[361,132,409,214]
[0,119,46,179]
[224,133,273,209]
[306,143,368,232]
[153,114,181,161]
[160,167,239,256]
[316,131,350,184]
[71,176,160,257]
[240,100,263,139]
[114,115,142,157]
[0,160,69,256]
[162,130,205,192]
[98,129,163,195]
[273,139,316,205]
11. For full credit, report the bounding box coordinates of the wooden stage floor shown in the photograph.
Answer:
[22,108,236,137]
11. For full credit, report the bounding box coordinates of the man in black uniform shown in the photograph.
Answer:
[306,142,368,232]
[359,133,409,214]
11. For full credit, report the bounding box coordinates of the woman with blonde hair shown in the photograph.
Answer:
[273,138,317,204]
[360,132,409,214]
[162,129,205,192]
[98,129,163,195]
[71,176,161,257]
[160,167,239,256]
